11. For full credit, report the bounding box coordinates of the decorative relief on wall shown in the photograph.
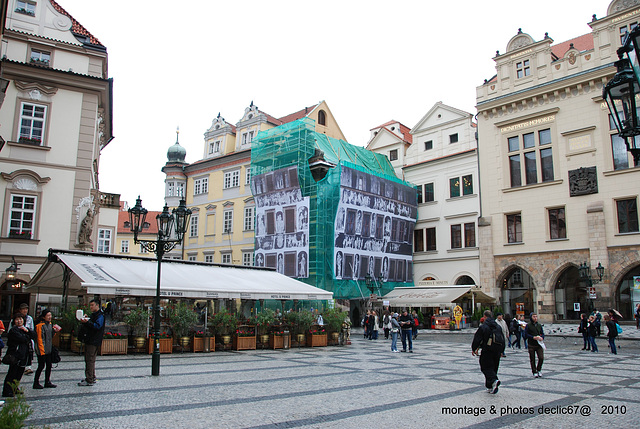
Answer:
[568,167,598,197]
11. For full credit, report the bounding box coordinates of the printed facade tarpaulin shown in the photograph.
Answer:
[26,251,333,300]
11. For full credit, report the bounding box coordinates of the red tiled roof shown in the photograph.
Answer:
[117,209,162,234]
[258,110,284,126]
[278,104,318,124]
[551,33,593,59]
[49,0,103,46]
[370,120,413,144]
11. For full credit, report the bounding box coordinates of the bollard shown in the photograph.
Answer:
[203,336,211,353]
[283,330,290,349]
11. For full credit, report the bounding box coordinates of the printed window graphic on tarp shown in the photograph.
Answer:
[334,165,416,283]
[252,165,309,278]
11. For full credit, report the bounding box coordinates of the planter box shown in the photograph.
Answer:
[148,337,173,354]
[233,335,256,351]
[99,338,128,355]
[269,334,290,349]
[306,333,327,347]
[193,337,215,352]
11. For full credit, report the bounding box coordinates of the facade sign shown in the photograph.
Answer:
[500,115,555,133]
[252,166,310,278]
[333,165,417,283]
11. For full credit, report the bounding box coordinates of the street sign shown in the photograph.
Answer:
[370,294,378,302]
[588,287,597,299]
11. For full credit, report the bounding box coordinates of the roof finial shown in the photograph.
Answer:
[217,112,221,118]
[544,32,549,39]
[518,28,522,34]
[250,100,254,108]
[176,126,180,143]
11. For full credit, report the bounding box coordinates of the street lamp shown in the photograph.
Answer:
[128,196,191,376]
[603,30,640,166]
[578,261,605,312]
[5,256,19,280]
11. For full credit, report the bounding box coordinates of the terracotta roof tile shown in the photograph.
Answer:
[49,0,103,47]
[258,110,283,126]
[117,209,162,234]
[551,33,593,59]
[278,104,318,124]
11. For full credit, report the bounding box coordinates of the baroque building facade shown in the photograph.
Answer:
[0,0,116,317]
[476,0,640,322]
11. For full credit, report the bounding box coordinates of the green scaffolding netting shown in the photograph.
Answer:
[251,118,416,300]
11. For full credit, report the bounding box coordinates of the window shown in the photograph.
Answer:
[414,229,424,252]
[166,181,184,197]
[424,140,433,151]
[188,255,197,262]
[617,198,639,233]
[223,210,233,233]
[30,49,50,66]
[209,141,220,154]
[139,244,148,254]
[451,224,462,249]
[389,149,398,161]
[245,168,252,185]
[417,186,422,204]
[121,240,129,253]
[426,227,436,251]
[194,177,208,195]
[449,175,472,198]
[242,131,254,145]
[464,222,476,247]
[609,114,634,170]
[244,206,254,230]
[15,1,35,16]
[205,254,214,263]
[19,102,46,144]
[424,183,434,202]
[620,22,638,44]
[548,207,566,239]
[224,170,240,189]
[97,229,112,254]
[507,128,554,187]
[506,213,522,243]
[222,253,232,264]
[243,252,254,266]
[318,110,327,126]
[516,59,530,78]
[8,195,36,238]
[449,133,458,144]
[166,182,174,197]
[190,216,198,237]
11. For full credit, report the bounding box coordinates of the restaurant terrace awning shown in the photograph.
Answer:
[26,249,333,301]
[382,286,495,307]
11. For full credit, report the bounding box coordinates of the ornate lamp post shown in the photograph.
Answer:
[603,30,640,166]
[128,196,191,376]
[578,261,605,313]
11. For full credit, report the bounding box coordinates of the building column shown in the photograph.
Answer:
[586,202,610,309]
[478,216,495,310]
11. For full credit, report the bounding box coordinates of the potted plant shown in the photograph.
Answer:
[148,331,173,354]
[100,332,127,355]
[123,306,149,350]
[233,324,256,350]
[307,323,327,347]
[448,320,456,331]
[256,309,276,345]
[210,312,238,347]
[323,308,346,344]
[295,310,315,346]
[167,302,199,350]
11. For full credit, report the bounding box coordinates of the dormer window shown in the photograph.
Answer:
[318,110,326,126]
[242,131,254,145]
[209,140,220,154]
[15,0,36,16]
[30,49,50,67]
[516,60,530,78]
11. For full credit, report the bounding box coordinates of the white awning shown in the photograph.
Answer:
[27,250,333,301]
[382,286,495,307]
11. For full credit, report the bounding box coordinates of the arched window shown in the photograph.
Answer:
[318,110,326,126]
[456,275,475,285]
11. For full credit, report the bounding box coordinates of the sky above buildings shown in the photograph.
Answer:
[57,0,608,210]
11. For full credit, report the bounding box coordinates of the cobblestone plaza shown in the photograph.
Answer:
[14,329,640,428]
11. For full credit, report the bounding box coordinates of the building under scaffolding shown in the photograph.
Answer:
[251,118,417,303]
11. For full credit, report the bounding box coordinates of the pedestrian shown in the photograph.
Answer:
[607,309,618,324]
[2,313,35,397]
[0,319,5,358]
[495,313,509,357]
[382,310,391,340]
[78,299,105,386]
[525,312,545,378]
[33,309,61,389]
[587,315,598,353]
[411,310,419,340]
[362,310,370,339]
[510,316,521,349]
[591,309,602,337]
[399,309,413,352]
[390,313,400,352]
[471,310,504,394]
[519,315,528,349]
[10,303,35,375]
[370,311,379,340]
[604,314,618,355]
[579,313,590,351]
[635,303,640,329]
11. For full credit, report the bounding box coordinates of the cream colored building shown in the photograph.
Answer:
[0,0,116,315]
[476,0,640,322]
[366,120,412,179]
[162,101,346,265]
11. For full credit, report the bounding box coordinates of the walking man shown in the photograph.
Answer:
[399,309,413,352]
[471,310,504,394]
[525,312,545,378]
[78,299,104,386]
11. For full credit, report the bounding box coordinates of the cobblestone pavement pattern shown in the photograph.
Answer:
[11,328,640,429]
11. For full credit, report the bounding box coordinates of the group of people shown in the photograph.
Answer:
[1,299,105,399]
[578,309,621,354]
[363,309,419,348]
[472,310,546,394]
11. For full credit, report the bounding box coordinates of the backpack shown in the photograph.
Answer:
[616,323,623,334]
[484,322,505,352]
[383,315,390,325]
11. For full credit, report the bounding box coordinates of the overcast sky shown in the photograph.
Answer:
[57,0,608,210]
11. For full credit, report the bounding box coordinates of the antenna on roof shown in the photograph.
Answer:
[176,126,179,143]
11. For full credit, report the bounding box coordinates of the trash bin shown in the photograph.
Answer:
[283,330,290,349]
[203,336,211,352]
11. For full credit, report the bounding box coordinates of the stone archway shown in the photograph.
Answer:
[498,265,536,316]
[614,263,640,319]
[552,264,585,320]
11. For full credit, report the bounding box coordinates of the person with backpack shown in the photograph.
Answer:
[604,314,618,355]
[510,316,521,349]
[382,311,391,340]
[524,312,545,378]
[471,310,504,394]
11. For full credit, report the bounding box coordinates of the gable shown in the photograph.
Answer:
[411,102,473,135]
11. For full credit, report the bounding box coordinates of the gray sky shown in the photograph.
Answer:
[57,0,608,210]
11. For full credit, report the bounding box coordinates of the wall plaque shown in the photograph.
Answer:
[568,167,598,196]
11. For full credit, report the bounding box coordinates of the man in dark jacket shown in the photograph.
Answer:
[398,309,413,352]
[525,312,545,378]
[471,310,504,394]
[78,299,104,386]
